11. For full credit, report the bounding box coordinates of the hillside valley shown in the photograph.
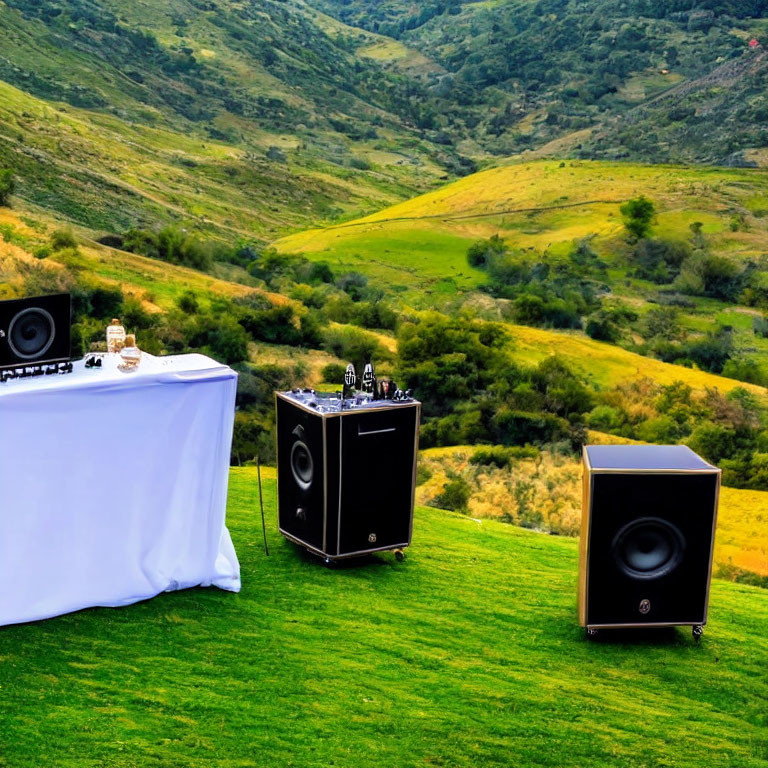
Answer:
[2,1,768,593]
[2,0,768,245]
[2,5,768,763]
[308,0,768,165]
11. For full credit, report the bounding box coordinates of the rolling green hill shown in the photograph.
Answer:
[0,468,766,767]
[3,0,768,245]
[0,0,471,239]
[273,159,768,290]
[308,0,768,164]
[273,159,768,376]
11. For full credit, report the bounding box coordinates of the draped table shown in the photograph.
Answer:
[0,352,241,627]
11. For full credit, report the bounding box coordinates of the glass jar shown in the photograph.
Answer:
[106,318,126,353]
[119,334,142,371]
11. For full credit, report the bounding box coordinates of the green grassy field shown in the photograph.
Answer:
[0,468,766,768]
[273,160,768,281]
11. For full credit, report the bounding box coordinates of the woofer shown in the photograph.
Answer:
[8,307,55,359]
[0,294,71,371]
[612,517,684,580]
[290,440,314,491]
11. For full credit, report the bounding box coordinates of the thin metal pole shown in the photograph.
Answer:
[257,457,269,556]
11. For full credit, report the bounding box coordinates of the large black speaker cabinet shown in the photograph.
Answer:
[276,391,421,562]
[579,445,720,637]
[0,294,71,371]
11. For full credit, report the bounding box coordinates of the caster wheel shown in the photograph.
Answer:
[692,625,703,641]
[586,628,599,638]
[394,549,405,563]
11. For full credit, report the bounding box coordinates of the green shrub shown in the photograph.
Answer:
[586,310,621,342]
[121,297,154,331]
[416,464,432,486]
[321,362,347,383]
[470,445,539,468]
[123,226,214,271]
[629,238,689,283]
[722,358,767,386]
[587,405,623,432]
[51,229,78,251]
[620,195,655,239]
[431,474,471,513]
[467,234,506,268]
[0,169,15,207]
[753,315,768,338]
[687,422,736,464]
[177,290,200,315]
[635,416,679,444]
[323,325,386,373]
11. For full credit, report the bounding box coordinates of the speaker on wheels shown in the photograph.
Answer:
[0,294,71,371]
[276,392,420,562]
[579,445,720,638]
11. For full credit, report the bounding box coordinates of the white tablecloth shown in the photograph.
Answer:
[0,353,240,627]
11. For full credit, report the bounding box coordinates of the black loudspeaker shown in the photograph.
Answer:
[579,445,720,637]
[276,391,421,561]
[0,294,71,371]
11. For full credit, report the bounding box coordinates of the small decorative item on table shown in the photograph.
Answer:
[106,318,126,353]
[118,335,141,372]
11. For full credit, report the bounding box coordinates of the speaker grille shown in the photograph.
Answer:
[584,472,718,627]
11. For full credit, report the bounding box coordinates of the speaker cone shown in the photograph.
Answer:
[612,517,684,580]
[8,307,56,360]
[290,440,313,491]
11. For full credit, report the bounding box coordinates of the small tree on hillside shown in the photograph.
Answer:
[0,169,15,207]
[620,195,655,240]
[467,234,507,268]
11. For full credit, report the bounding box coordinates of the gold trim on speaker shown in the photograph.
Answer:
[702,470,721,627]
[578,446,593,627]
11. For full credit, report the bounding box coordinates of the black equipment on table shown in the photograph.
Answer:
[275,366,420,563]
[579,445,720,640]
[0,294,71,372]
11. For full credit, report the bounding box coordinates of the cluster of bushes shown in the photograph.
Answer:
[469,236,607,329]
[626,213,753,303]
[25,225,403,464]
[469,445,539,468]
[400,307,768,490]
[457,199,765,383]
[103,227,249,272]
[398,311,590,451]
[586,378,768,489]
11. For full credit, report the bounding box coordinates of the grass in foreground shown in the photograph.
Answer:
[0,469,766,767]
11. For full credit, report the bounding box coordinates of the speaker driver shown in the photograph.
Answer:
[612,517,684,580]
[8,307,56,360]
[290,440,314,491]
